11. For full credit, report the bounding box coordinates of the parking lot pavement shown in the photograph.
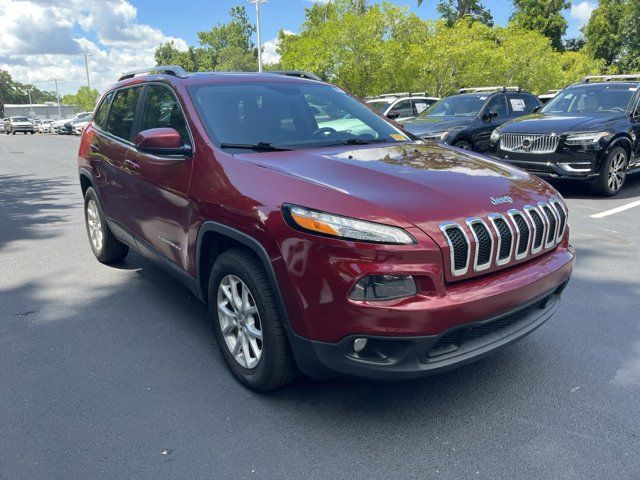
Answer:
[1,134,639,480]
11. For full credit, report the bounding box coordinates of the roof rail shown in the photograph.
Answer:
[270,70,322,81]
[376,92,431,98]
[118,65,188,81]
[459,86,521,93]
[581,74,640,83]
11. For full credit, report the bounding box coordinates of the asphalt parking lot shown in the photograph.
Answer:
[1,134,639,480]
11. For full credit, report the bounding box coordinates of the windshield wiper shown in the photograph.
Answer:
[324,138,391,147]
[219,142,291,152]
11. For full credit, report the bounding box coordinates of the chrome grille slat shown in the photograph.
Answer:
[440,198,566,279]
[500,133,559,154]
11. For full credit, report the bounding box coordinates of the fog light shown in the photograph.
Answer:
[349,275,417,301]
[353,338,368,353]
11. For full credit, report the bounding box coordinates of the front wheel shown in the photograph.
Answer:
[209,249,298,391]
[453,140,472,151]
[591,147,628,196]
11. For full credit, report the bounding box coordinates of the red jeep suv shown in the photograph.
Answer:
[78,66,574,391]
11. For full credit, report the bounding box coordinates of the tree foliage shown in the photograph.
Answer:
[61,86,101,112]
[278,0,602,98]
[583,0,626,67]
[154,6,257,72]
[510,0,570,51]
[0,70,57,114]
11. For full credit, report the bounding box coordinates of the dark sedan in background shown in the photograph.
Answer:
[401,87,540,152]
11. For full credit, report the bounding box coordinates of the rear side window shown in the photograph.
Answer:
[105,86,143,141]
[139,84,190,145]
[508,93,540,113]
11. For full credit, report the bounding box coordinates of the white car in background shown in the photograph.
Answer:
[72,121,89,135]
[51,117,72,134]
[38,119,54,133]
[366,93,440,122]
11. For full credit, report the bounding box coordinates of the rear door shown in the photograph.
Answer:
[123,83,195,270]
[91,86,144,229]
[507,93,541,118]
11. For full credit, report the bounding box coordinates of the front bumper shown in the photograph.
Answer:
[491,142,603,179]
[290,285,566,379]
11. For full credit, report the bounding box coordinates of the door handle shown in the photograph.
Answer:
[90,143,100,152]
[124,159,140,170]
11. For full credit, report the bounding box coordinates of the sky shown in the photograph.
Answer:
[0,0,597,97]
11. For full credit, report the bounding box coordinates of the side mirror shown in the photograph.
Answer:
[386,112,400,120]
[483,111,498,121]
[533,106,542,113]
[135,128,192,156]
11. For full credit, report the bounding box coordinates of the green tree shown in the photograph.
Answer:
[510,0,570,51]
[61,86,100,111]
[435,0,493,26]
[0,70,57,114]
[619,0,640,71]
[583,0,626,67]
[154,6,257,72]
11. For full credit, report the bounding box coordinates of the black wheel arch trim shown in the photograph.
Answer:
[195,221,294,332]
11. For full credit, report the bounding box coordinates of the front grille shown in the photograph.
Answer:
[439,200,566,279]
[426,295,551,359]
[441,224,469,275]
[500,133,559,154]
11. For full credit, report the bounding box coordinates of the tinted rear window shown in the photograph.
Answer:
[105,86,143,141]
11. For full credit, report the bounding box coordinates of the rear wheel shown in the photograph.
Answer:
[592,146,628,196]
[209,249,298,391]
[83,187,129,263]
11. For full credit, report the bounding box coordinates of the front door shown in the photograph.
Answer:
[124,83,195,271]
[474,95,509,152]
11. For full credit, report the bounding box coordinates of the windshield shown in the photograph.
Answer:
[188,82,409,151]
[366,99,392,113]
[12,117,29,122]
[542,85,636,114]
[419,94,487,117]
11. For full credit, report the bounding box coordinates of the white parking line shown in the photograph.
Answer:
[590,199,640,218]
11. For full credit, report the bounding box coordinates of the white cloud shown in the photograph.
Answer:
[570,1,596,28]
[0,0,188,95]
[262,30,295,65]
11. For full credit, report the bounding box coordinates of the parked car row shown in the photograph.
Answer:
[2,112,92,135]
[392,76,640,196]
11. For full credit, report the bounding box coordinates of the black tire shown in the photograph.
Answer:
[83,187,129,263]
[12,131,16,135]
[208,249,298,391]
[591,146,628,196]
[453,139,472,151]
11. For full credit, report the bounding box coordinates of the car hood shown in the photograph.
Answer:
[499,113,624,134]
[238,142,557,229]
[401,116,473,136]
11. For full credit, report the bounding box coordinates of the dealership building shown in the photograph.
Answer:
[2,103,77,120]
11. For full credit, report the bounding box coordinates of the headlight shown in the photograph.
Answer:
[565,131,610,145]
[283,204,415,245]
[421,131,449,141]
[490,129,500,143]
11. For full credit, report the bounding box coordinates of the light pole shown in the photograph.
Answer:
[81,50,92,90]
[54,79,62,119]
[248,0,268,72]
[27,86,35,118]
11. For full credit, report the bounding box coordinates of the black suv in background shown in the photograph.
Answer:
[401,87,540,152]
[490,75,640,196]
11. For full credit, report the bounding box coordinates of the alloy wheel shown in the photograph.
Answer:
[86,199,104,253]
[217,275,263,369]
[608,151,627,192]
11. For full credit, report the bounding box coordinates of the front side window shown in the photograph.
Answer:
[94,91,114,130]
[188,82,408,150]
[105,86,143,141]
[420,95,488,117]
[484,95,508,117]
[139,84,190,145]
[542,85,636,114]
[388,100,413,118]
